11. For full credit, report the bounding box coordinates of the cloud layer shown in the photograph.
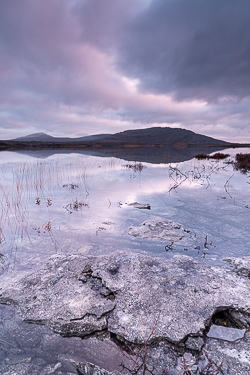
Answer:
[0,0,250,142]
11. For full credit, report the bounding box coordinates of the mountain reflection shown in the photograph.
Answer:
[14,144,230,163]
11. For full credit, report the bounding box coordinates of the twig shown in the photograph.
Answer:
[224,174,234,198]
[108,198,111,209]
[120,314,161,375]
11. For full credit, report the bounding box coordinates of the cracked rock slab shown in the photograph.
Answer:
[0,252,250,345]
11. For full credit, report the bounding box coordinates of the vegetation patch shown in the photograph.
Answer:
[233,153,250,173]
[195,153,229,160]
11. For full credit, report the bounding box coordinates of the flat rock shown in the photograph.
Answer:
[0,252,250,345]
[207,325,246,342]
[128,218,184,241]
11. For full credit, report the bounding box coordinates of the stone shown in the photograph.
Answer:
[207,325,246,342]
[40,362,62,374]
[128,218,184,241]
[126,202,151,209]
[72,362,115,375]
[185,336,204,351]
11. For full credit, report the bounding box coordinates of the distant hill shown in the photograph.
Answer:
[12,132,56,142]
[12,132,110,143]
[11,127,230,146]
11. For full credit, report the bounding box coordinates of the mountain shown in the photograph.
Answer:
[11,132,110,143]
[10,127,229,146]
[2,126,248,164]
[95,127,229,146]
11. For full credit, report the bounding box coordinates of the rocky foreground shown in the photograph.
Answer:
[0,252,250,374]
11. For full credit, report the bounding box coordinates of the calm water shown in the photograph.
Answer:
[0,148,249,272]
[0,148,249,373]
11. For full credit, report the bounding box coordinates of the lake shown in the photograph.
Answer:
[0,147,249,373]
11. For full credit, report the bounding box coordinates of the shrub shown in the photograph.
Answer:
[195,153,229,160]
[195,154,209,160]
[209,153,229,160]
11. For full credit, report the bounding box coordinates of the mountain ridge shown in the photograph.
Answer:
[10,126,230,146]
[2,126,249,164]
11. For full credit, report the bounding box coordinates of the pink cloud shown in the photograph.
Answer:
[0,0,249,143]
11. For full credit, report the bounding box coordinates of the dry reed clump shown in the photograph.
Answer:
[124,162,144,172]
[195,153,229,160]
[233,153,250,173]
[64,198,89,212]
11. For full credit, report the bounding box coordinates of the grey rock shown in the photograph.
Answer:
[73,362,115,375]
[201,335,250,375]
[40,362,62,374]
[144,341,180,371]
[207,325,246,342]
[1,252,250,347]
[128,218,184,241]
[176,352,198,374]
[185,336,204,351]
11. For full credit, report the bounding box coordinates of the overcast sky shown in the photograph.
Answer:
[1,0,250,142]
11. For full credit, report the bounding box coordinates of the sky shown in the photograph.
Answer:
[1,0,250,142]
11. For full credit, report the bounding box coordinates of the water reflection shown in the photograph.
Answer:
[0,148,250,373]
[0,149,249,275]
[14,144,231,163]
